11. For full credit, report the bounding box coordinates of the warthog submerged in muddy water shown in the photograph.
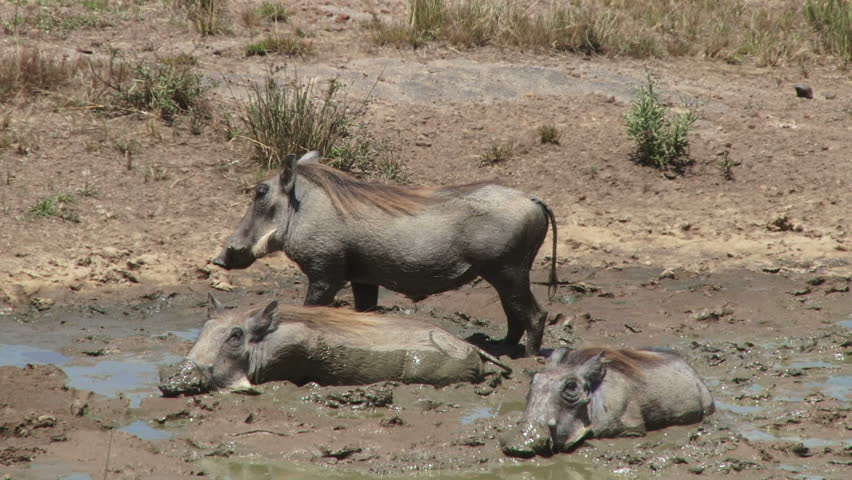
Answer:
[158,294,512,396]
[212,151,557,355]
[501,347,714,457]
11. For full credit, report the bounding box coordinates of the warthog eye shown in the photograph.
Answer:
[255,183,269,198]
[227,327,244,346]
[561,379,580,403]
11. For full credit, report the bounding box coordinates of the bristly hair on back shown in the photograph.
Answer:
[565,347,670,379]
[298,163,493,216]
[276,304,384,335]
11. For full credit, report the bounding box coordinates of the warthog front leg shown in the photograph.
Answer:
[351,283,379,312]
[304,278,346,306]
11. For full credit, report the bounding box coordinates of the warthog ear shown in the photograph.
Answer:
[577,352,608,387]
[207,293,224,320]
[297,151,321,165]
[546,347,571,369]
[247,301,279,342]
[280,151,321,193]
[279,153,299,193]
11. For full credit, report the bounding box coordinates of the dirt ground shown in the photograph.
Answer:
[0,1,850,479]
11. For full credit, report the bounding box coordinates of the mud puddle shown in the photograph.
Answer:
[0,344,181,408]
[200,455,611,480]
[1,268,850,478]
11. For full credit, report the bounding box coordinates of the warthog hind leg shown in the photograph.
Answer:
[482,268,546,356]
[352,283,379,312]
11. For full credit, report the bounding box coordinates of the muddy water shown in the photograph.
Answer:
[200,455,610,480]
[1,268,850,479]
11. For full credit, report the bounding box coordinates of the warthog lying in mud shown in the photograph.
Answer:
[212,151,557,355]
[500,347,714,457]
[158,295,512,396]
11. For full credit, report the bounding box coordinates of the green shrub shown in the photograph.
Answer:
[624,74,698,171]
[96,54,209,122]
[328,129,409,183]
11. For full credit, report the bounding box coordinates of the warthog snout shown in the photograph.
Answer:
[500,419,555,458]
[212,246,255,270]
[158,359,210,397]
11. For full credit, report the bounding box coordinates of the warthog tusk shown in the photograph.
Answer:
[252,229,277,257]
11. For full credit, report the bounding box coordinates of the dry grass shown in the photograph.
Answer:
[805,0,852,63]
[88,53,210,123]
[236,70,409,182]
[0,46,82,103]
[368,0,851,64]
[173,0,229,35]
[537,124,560,145]
[246,36,312,57]
[236,70,355,169]
[479,141,515,166]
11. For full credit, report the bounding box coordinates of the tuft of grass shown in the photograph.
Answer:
[93,53,210,123]
[0,46,81,102]
[236,70,408,182]
[625,74,699,171]
[112,138,142,157]
[173,0,229,36]
[478,141,514,166]
[237,70,357,169]
[30,193,79,223]
[805,0,852,63]
[256,1,288,22]
[717,151,738,181]
[246,36,311,57]
[537,124,560,145]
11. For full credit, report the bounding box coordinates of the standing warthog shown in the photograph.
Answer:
[212,151,557,355]
[158,294,512,396]
[500,347,714,457]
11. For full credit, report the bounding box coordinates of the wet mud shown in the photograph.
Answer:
[1,266,849,479]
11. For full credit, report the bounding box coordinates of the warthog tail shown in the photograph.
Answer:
[472,345,513,375]
[531,197,558,299]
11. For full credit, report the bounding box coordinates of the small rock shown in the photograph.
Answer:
[791,443,812,457]
[31,297,54,311]
[767,214,795,232]
[794,85,813,99]
[657,268,677,280]
[33,415,56,428]
[559,295,576,305]
[210,278,235,292]
[320,445,362,460]
[71,398,89,416]
[380,416,405,427]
